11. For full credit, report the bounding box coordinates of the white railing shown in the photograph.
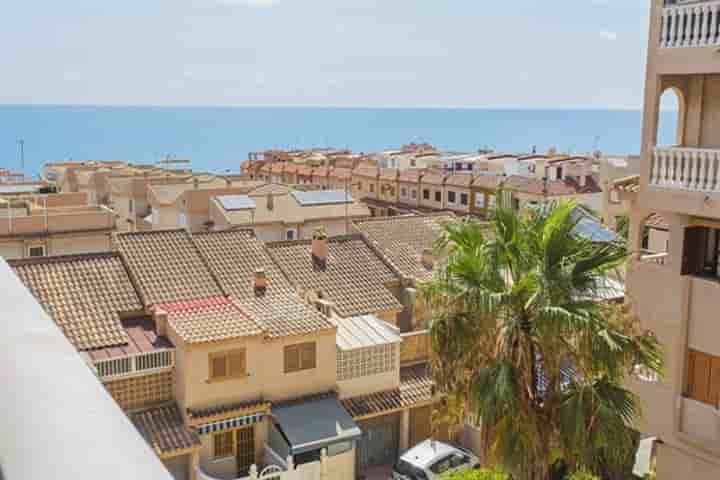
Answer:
[94,349,174,381]
[197,448,327,480]
[650,147,720,191]
[660,1,720,48]
[640,252,669,266]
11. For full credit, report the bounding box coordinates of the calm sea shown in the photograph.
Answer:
[0,106,677,177]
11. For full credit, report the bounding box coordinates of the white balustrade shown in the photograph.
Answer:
[650,147,720,192]
[94,348,174,380]
[660,2,720,48]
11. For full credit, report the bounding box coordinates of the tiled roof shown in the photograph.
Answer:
[267,235,403,318]
[297,165,314,176]
[421,171,447,186]
[612,174,640,193]
[354,166,379,178]
[398,170,425,183]
[192,230,335,338]
[115,230,224,306]
[10,253,142,351]
[341,364,434,419]
[158,296,263,344]
[86,316,173,361]
[445,174,474,187]
[502,175,602,196]
[329,167,352,180]
[313,166,331,177]
[354,214,453,281]
[379,168,399,181]
[646,213,669,230]
[472,175,505,190]
[131,403,201,457]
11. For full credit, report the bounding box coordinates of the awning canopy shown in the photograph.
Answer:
[334,314,401,351]
[273,396,361,455]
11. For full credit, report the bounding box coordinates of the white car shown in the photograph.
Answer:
[392,440,480,480]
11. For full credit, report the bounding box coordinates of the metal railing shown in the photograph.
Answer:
[94,349,174,381]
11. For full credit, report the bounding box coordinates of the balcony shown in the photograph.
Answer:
[650,147,720,191]
[92,348,175,381]
[660,1,720,49]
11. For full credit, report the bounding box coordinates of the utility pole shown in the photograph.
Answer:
[18,139,25,176]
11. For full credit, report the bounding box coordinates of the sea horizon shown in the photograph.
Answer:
[0,105,676,177]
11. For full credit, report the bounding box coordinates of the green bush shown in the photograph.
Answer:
[566,470,600,480]
[444,468,509,480]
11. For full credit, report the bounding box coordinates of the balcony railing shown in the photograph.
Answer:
[640,252,669,266]
[94,349,174,381]
[650,147,720,191]
[660,1,720,48]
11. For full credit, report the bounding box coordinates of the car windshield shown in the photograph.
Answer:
[394,459,427,480]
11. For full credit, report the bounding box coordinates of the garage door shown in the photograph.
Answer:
[357,414,400,471]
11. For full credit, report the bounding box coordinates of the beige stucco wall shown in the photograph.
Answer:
[655,442,720,480]
[174,330,337,412]
[49,234,112,256]
[324,447,355,480]
[419,185,444,210]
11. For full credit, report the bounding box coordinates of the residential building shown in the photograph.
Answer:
[10,226,439,480]
[0,195,115,259]
[621,1,720,478]
[209,186,370,241]
[443,174,474,215]
[418,171,447,212]
[328,167,352,191]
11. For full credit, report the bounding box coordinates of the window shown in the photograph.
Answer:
[129,199,134,213]
[284,342,316,373]
[682,226,720,277]
[447,191,456,204]
[410,159,417,167]
[430,455,453,475]
[209,349,247,382]
[370,184,375,193]
[460,193,469,206]
[686,349,720,406]
[27,245,46,258]
[434,191,441,203]
[422,189,430,200]
[556,167,564,180]
[401,188,408,198]
[213,431,235,459]
[286,229,296,241]
[475,193,485,208]
[411,189,417,199]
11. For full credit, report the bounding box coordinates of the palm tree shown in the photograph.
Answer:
[421,199,662,480]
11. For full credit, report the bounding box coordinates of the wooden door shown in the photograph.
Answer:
[409,406,432,447]
[236,427,255,477]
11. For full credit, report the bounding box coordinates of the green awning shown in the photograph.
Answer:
[273,397,361,455]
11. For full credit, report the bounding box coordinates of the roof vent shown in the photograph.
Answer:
[253,269,268,296]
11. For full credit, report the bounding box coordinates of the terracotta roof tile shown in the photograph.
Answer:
[354,166,379,179]
[297,165,314,176]
[502,175,602,196]
[192,230,335,338]
[131,403,201,457]
[354,214,453,281]
[267,235,403,318]
[379,168,399,181]
[10,253,142,351]
[329,167,352,180]
[187,399,270,423]
[398,170,425,183]
[421,171,447,186]
[115,230,224,306]
[445,174,474,187]
[341,364,434,418]
[158,296,263,344]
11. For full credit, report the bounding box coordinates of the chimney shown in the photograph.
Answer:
[311,229,329,266]
[225,177,232,188]
[421,248,435,270]
[253,269,268,296]
[154,308,168,337]
[267,193,274,211]
[535,159,547,180]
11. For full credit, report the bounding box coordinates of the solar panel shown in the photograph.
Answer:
[291,190,353,206]
[216,195,256,211]
[572,208,617,243]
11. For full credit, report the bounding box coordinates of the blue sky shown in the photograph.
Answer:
[0,0,651,109]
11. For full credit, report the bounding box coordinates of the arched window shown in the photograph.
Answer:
[657,88,684,147]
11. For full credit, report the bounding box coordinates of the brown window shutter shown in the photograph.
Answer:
[211,355,227,379]
[688,349,712,404]
[284,345,300,373]
[682,227,707,276]
[229,350,246,378]
[301,342,317,370]
[710,357,720,407]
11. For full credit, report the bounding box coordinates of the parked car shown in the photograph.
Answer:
[392,440,480,480]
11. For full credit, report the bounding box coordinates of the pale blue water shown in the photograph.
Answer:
[0,106,677,177]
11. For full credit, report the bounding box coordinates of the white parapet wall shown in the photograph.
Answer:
[0,259,174,480]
